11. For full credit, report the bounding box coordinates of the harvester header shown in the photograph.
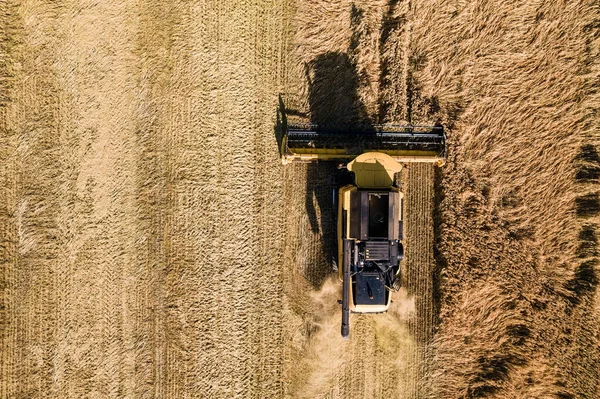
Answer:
[281,123,446,166]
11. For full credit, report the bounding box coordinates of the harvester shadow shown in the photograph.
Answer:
[303,51,371,288]
[274,95,286,157]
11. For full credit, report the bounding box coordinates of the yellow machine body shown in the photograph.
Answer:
[337,153,404,316]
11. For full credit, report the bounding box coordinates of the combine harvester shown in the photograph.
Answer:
[280,109,446,338]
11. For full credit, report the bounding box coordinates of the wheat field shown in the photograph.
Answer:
[1,0,599,398]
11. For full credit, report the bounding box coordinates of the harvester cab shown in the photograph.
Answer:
[279,102,446,338]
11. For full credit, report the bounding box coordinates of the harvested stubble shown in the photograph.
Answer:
[1,0,294,397]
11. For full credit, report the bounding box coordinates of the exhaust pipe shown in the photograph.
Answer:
[341,239,352,339]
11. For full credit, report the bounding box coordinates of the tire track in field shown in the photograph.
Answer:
[51,2,140,396]
[162,1,260,394]
[251,0,295,393]
[0,1,21,396]
[159,0,293,396]
[404,163,436,398]
[134,2,179,396]
[2,0,144,396]
[2,2,65,396]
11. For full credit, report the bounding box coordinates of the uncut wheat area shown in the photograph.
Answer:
[1,1,599,399]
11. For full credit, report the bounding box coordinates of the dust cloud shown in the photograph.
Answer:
[288,278,418,398]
